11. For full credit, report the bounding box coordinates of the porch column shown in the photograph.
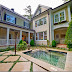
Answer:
[7,28,10,45]
[28,32,30,44]
[68,5,71,21]
[20,30,22,40]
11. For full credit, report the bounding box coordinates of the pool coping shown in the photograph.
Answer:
[17,50,64,71]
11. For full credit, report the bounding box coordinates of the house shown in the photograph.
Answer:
[33,0,72,45]
[0,5,35,47]
[0,0,72,47]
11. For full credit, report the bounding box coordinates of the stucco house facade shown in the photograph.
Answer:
[0,0,72,47]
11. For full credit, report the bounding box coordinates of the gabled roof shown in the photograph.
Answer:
[33,4,51,17]
[0,4,30,22]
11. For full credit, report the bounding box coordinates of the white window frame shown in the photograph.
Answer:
[35,31,47,41]
[54,10,66,23]
[24,21,29,28]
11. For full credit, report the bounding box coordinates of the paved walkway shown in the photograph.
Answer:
[0,51,47,71]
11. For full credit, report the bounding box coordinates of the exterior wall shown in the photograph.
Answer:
[33,12,49,45]
[1,7,29,27]
[0,27,7,39]
[54,28,67,44]
[35,7,47,16]
[53,6,69,23]
[35,41,47,45]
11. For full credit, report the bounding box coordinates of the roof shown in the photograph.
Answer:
[0,21,35,32]
[0,4,30,22]
[33,4,51,18]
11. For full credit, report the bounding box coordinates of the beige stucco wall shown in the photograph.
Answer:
[35,7,47,16]
[35,41,47,45]
[33,12,49,45]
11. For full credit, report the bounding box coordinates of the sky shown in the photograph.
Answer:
[0,0,64,15]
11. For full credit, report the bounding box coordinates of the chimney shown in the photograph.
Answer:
[11,8,14,12]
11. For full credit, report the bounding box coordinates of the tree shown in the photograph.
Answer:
[65,20,72,48]
[24,5,32,19]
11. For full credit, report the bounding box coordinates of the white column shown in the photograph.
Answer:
[7,28,10,45]
[43,32,44,40]
[68,5,71,21]
[20,30,22,40]
[28,32,30,44]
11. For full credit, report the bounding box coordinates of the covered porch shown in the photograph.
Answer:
[0,26,34,46]
[54,27,67,44]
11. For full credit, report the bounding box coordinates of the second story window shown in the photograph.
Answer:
[24,21,29,28]
[4,14,16,24]
[54,10,66,23]
[35,17,47,27]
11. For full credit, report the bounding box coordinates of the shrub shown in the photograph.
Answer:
[30,40,34,46]
[19,40,23,44]
[52,40,56,47]
[47,40,50,45]
[65,20,72,49]
[17,40,27,51]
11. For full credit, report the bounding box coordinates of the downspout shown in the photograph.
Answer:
[47,10,50,42]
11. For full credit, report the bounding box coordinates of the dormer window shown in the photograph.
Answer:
[38,8,41,14]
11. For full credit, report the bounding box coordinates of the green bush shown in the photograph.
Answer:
[65,20,72,49]
[30,40,34,46]
[17,40,27,51]
[19,40,23,44]
[67,43,72,49]
[52,40,56,47]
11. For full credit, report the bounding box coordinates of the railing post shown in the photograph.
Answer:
[20,30,22,40]
[7,28,10,45]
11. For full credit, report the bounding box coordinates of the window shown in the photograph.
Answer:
[60,12,65,22]
[35,21,37,27]
[6,14,16,24]
[35,17,47,27]
[38,8,41,14]
[44,17,47,24]
[24,21,29,28]
[44,31,47,40]
[39,32,43,40]
[36,31,47,40]
[54,10,66,23]
[54,14,59,23]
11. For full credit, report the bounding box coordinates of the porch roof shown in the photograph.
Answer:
[0,21,35,32]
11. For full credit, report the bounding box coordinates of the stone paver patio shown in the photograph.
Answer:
[0,51,47,71]
[19,56,28,61]
[0,63,13,71]
[0,56,7,61]
[11,62,31,71]
[4,56,20,62]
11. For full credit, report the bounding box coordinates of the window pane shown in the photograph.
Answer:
[55,14,59,23]
[6,14,15,24]
[44,31,47,40]
[35,21,37,27]
[44,17,46,24]
[60,11,64,22]
[39,32,43,40]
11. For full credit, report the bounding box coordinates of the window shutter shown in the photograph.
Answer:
[4,14,6,21]
[24,21,25,27]
[15,18,16,24]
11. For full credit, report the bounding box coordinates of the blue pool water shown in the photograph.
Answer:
[24,50,67,69]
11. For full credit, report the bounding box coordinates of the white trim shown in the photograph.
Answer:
[54,10,66,23]
[35,40,47,41]
[67,5,71,21]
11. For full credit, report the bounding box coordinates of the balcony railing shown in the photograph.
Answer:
[0,39,20,46]
[0,39,7,46]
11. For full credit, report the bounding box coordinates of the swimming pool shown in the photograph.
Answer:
[23,50,67,69]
